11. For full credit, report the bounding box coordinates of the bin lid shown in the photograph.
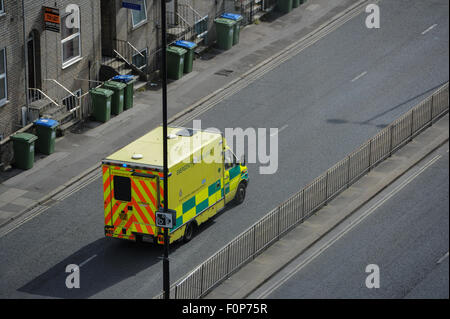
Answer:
[90,88,114,97]
[174,40,197,50]
[34,118,59,128]
[214,17,236,26]
[167,46,187,56]
[11,132,38,143]
[221,13,243,21]
[112,75,135,83]
[104,81,127,90]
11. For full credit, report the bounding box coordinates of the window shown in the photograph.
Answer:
[132,48,148,70]
[0,48,7,106]
[224,149,237,170]
[0,1,4,15]
[131,0,147,28]
[61,13,81,67]
[114,176,131,202]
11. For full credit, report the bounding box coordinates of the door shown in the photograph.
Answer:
[100,0,117,57]
[27,30,41,90]
[129,172,160,236]
[110,169,134,232]
[224,148,240,204]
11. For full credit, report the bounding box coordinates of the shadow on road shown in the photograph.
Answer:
[17,237,179,298]
[326,82,447,128]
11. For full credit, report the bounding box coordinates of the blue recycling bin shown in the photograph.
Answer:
[112,75,135,110]
[34,118,59,155]
[174,40,197,74]
[221,13,243,45]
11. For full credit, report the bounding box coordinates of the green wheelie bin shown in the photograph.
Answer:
[112,75,136,110]
[278,0,293,13]
[103,81,126,115]
[221,13,243,46]
[174,40,197,74]
[34,118,59,155]
[293,0,300,8]
[90,88,114,123]
[167,46,187,80]
[11,133,37,170]
[214,18,236,50]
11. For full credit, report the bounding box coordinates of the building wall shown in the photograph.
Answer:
[0,0,102,140]
[0,1,24,140]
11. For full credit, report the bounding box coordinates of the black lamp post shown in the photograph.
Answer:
[160,0,170,300]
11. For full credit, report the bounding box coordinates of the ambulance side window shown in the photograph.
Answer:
[224,150,236,170]
[114,176,131,202]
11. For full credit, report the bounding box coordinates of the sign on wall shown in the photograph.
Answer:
[122,0,142,11]
[43,7,61,33]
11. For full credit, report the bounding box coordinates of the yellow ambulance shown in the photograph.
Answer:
[102,126,249,244]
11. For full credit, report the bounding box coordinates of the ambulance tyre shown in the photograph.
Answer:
[234,182,247,205]
[183,222,196,243]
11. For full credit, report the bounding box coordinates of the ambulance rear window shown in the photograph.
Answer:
[114,176,131,202]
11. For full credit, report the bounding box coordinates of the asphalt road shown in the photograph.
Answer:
[0,0,448,298]
[254,143,449,299]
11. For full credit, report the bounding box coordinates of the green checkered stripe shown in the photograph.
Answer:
[174,179,223,229]
[173,166,246,231]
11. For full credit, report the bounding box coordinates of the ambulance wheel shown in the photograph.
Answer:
[183,222,196,243]
[234,183,247,205]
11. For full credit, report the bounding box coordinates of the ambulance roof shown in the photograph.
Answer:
[105,126,222,168]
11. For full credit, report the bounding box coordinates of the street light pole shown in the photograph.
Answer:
[161,0,170,300]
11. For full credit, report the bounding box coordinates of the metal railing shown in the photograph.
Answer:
[154,82,449,299]
[226,0,267,26]
[111,39,147,73]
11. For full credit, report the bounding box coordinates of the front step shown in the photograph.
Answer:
[134,80,147,91]
[28,98,56,122]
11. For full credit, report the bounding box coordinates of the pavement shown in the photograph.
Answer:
[0,0,447,299]
[0,0,359,229]
[205,114,449,298]
[250,141,449,299]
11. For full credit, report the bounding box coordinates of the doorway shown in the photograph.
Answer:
[100,0,117,58]
[27,30,41,90]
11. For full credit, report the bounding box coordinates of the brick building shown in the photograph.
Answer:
[0,0,235,167]
[0,0,102,141]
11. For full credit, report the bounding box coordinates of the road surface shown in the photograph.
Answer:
[0,0,448,298]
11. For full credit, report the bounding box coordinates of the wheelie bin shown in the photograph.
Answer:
[112,75,136,110]
[278,0,293,13]
[103,81,127,115]
[167,46,187,80]
[174,40,197,74]
[34,118,59,155]
[90,87,114,123]
[11,133,37,170]
[214,18,236,50]
[221,13,243,46]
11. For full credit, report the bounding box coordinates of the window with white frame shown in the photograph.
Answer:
[131,0,147,28]
[61,13,81,67]
[0,48,7,106]
[0,1,5,15]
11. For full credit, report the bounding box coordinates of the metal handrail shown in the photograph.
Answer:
[113,49,132,66]
[28,88,59,107]
[44,79,76,97]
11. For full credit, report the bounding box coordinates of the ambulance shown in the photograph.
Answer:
[102,126,249,244]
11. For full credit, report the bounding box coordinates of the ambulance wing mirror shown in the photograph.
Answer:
[240,155,246,166]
